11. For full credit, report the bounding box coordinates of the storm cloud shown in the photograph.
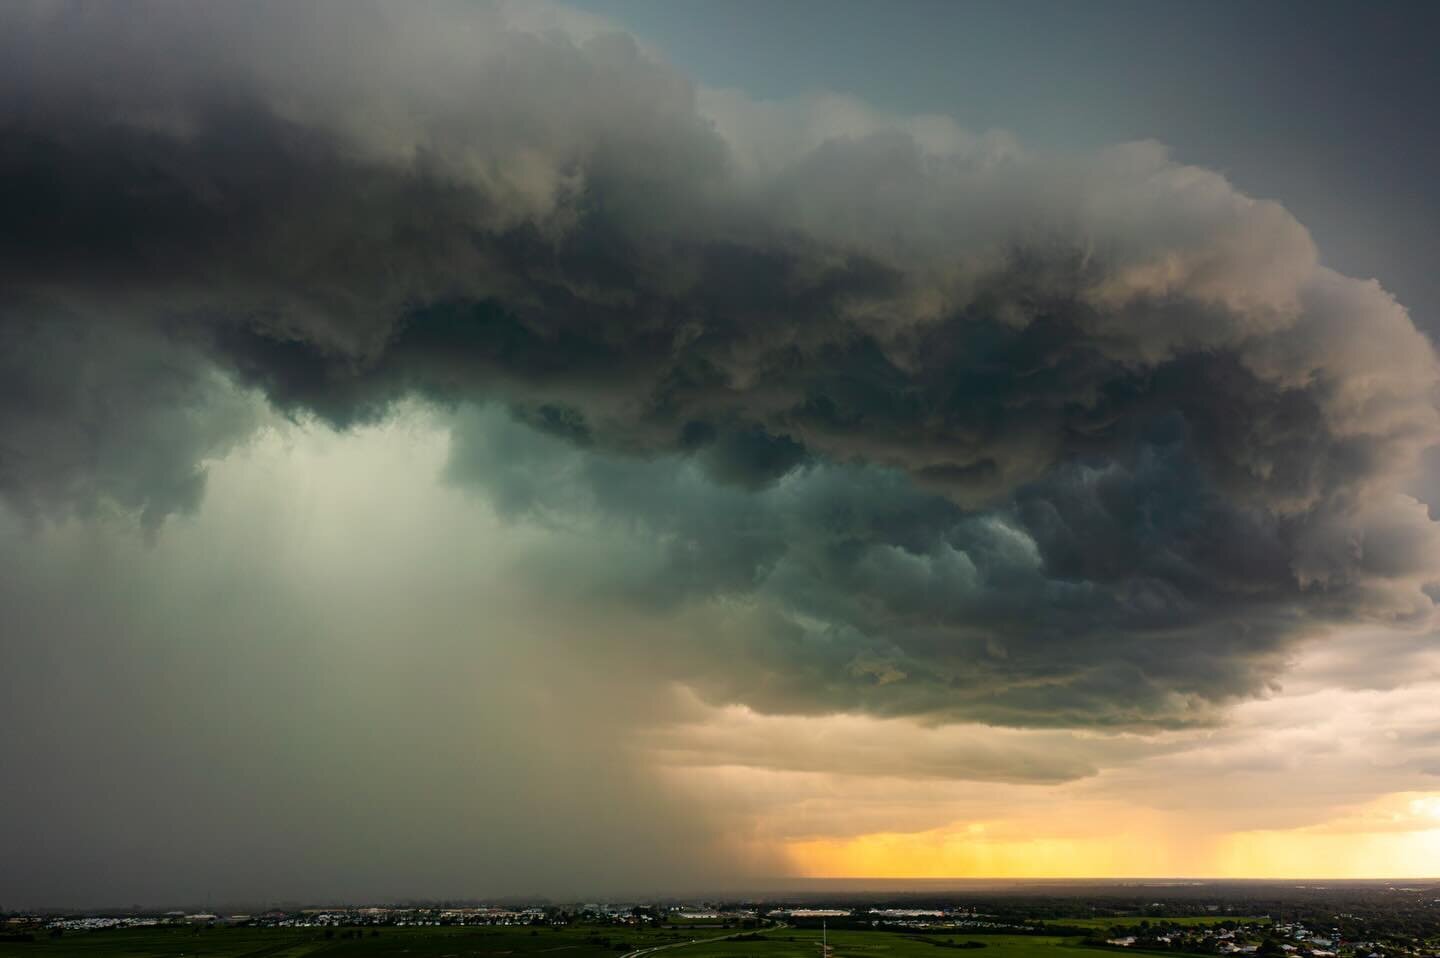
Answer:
[3,0,1440,734]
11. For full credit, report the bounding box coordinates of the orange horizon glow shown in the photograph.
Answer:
[781,793,1440,881]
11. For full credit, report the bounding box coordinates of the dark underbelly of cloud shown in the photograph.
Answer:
[2,0,1438,730]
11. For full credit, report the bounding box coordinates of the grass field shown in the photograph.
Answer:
[678,930,1122,958]
[0,920,1275,958]
[0,921,738,958]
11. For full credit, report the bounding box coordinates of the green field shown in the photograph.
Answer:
[0,922,737,958]
[679,931,1124,958]
[0,921,1278,958]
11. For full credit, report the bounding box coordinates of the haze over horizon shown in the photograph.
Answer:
[3,0,1440,910]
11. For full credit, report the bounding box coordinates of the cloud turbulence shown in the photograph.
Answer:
[5,3,1440,901]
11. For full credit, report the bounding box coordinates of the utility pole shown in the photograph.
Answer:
[823,919,827,958]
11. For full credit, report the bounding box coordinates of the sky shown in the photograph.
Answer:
[2,0,1440,908]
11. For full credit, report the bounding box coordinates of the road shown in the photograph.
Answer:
[620,924,790,958]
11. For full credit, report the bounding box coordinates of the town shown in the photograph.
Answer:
[4,883,1439,958]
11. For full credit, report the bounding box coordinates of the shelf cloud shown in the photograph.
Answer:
[3,0,1439,732]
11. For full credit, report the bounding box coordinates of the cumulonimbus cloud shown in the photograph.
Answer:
[3,0,1438,728]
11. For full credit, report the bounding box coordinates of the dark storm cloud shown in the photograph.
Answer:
[3,0,1439,727]
[443,406,1424,729]
[0,315,261,529]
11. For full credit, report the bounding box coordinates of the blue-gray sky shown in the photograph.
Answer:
[575,0,1440,334]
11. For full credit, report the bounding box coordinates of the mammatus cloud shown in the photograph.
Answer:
[3,0,1439,730]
